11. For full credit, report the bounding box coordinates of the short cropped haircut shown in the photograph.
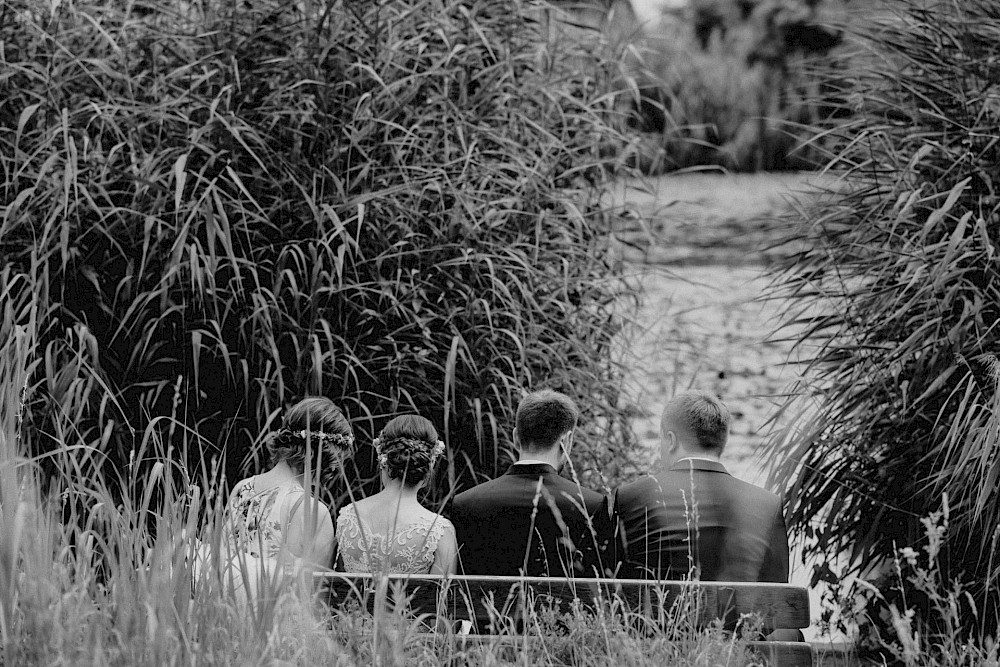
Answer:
[516,390,578,451]
[663,390,730,452]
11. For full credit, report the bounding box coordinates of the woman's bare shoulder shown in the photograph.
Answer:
[227,475,256,499]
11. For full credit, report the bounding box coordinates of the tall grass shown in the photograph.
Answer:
[838,500,1000,666]
[0,293,352,662]
[0,0,638,505]
[767,0,1000,644]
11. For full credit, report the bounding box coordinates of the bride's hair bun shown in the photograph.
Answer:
[373,415,443,486]
[266,397,354,475]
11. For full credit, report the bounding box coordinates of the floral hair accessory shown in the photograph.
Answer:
[371,436,387,468]
[371,436,445,469]
[431,440,445,461]
[289,429,355,449]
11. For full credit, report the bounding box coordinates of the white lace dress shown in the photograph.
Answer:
[336,505,454,574]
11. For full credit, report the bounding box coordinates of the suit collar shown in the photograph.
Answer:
[505,462,558,476]
[669,458,729,474]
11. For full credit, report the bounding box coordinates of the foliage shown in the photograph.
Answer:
[842,502,999,666]
[0,0,638,504]
[768,0,1000,639]
[604,0,849,171]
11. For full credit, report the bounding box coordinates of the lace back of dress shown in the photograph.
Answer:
[337,505,446,574]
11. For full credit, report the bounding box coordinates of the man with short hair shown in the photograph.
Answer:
[613,390,790,583]
[451,389,613,577]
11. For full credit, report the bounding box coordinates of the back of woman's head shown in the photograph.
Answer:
[374,415,443,487]
[267,397,354,474]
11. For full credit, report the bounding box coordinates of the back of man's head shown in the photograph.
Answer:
[516,390,578,453]
[661,390,730,454]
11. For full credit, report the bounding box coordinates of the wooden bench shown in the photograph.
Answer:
[316,572,814,666]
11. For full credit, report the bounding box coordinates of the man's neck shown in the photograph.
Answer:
[515,450,561,470]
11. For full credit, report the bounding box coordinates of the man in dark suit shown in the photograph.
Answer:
[614,390,790,584]
[451,390,613,578]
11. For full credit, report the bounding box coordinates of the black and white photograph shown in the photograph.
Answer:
[1,0,997,664]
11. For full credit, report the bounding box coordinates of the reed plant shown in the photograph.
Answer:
[841,501,1000,666]
[767,0,1000,645]
[0,0,638,506]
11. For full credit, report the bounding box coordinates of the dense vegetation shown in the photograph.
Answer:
[0,0,637,506]
[769,0,1000,647]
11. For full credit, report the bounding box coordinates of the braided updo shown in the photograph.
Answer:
[266,397,354,475]
[373,415,444,487]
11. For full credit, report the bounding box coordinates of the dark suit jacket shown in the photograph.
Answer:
[613,459,789,582]
[451,463,613,578]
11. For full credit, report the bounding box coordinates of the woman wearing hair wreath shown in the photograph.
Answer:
[337,415,457,575]
[215,397,355,606]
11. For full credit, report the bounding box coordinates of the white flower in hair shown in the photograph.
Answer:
[371,435,443,469]
[371,437,388,468]
[291,429,354,448]
[431,440,445,460]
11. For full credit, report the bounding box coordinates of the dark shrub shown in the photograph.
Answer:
[0,0,636,504]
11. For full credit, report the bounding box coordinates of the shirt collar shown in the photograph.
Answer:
[669,457,729,475]
[505,462,558,476]
[674,456,721,464]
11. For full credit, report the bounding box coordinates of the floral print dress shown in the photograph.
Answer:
[226,480,290,559]
[218,476,307,602]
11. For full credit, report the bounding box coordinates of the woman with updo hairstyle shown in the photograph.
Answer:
[264,398,353,488]
[219,397,354,601]
[336,415,456,575]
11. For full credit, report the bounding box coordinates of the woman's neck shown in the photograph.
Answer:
[379,476,419,501]
[271,459,305,487]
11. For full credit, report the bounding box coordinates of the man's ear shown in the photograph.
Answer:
[665,430,679,453]
[559,429,574,458]
[660,428,679,467]
[512,427,520,448]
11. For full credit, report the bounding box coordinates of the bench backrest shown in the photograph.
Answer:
[317,573,810,633]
